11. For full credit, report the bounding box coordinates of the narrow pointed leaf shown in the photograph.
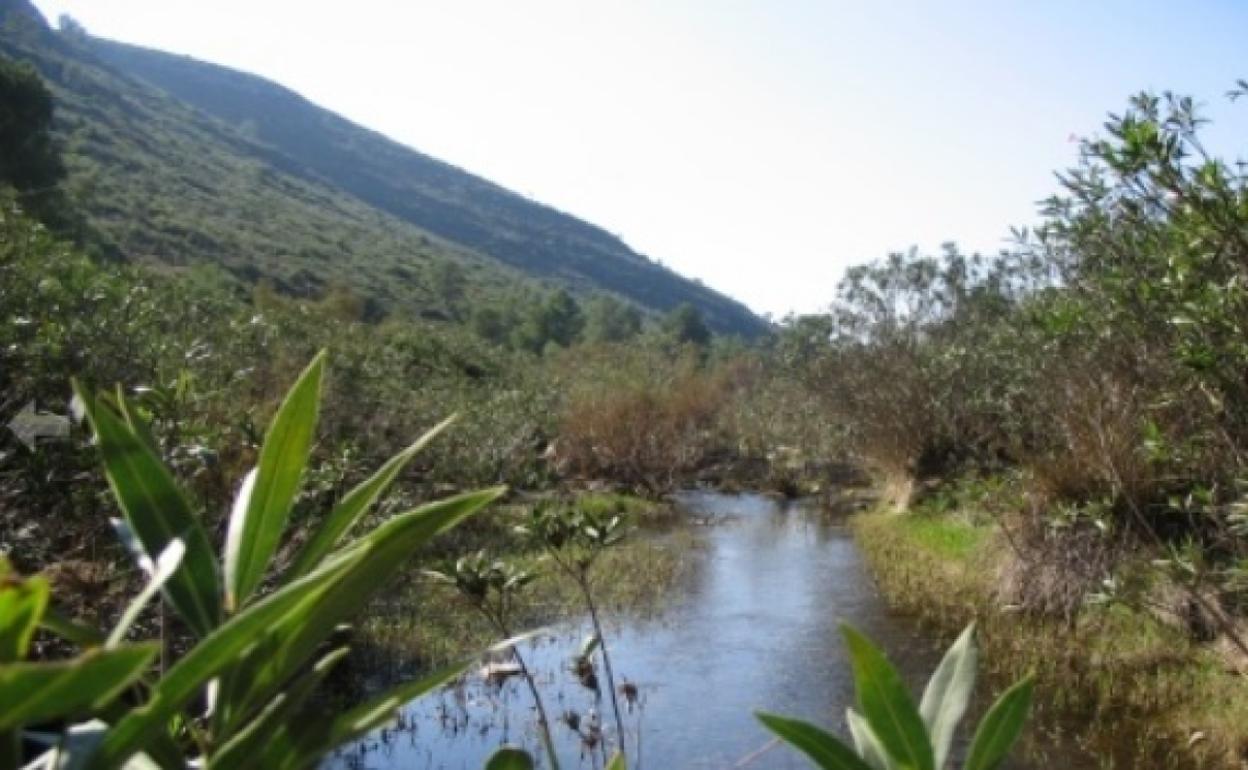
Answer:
[218,487,505,725]
[264,660,470,770]
[225,351,325,610]
[74,382,220,638]
[106,539,185,647]
[847,708,894,770]
[96,488,497,767]
[964,677,1034,770]
[321,660,467,746]
[919,623,977,769]
[605,753,626,770]
[841,624,934,770]
[485,747,535,770]
[756,712,875,770]
[286,414,456,581]
[0,644,157,730]
[210,647,348,770]
[112,385,160,457]
[89,548,364,769]
[0,571,48,663]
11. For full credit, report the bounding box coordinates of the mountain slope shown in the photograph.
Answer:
[0,1,528,319]
[0,2,766,336]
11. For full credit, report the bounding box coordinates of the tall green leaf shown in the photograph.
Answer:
[0,568,48,662]
[88,548,364,769]
[225,351,325,611]
[106,539,184,648]
[74,382,221,638]
[0,644,157,730]
[209,647,348,770]
[756,712,875,770]
[286,414,455,582]
[315,661,468,751]
[112,384,160,457]
[841,625,934,770]
[218,488,505,727]
[242,660,468,770]
[964,677,1034,770]
[918,623,977,769]
[846,708,894,770]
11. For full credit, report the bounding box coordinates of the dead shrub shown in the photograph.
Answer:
[996,506,1135,627]
[1024,369,1155,507]
[557,370,727,492]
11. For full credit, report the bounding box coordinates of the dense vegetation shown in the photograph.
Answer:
[777,86,1248,765]
[4,0,1248,765]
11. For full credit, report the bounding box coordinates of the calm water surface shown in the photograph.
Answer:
[326,491,1097,770]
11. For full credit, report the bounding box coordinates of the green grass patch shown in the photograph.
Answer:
[853,507,1248,769]
[891,514,986,560]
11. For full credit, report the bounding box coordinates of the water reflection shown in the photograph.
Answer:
[326,491,1094,769]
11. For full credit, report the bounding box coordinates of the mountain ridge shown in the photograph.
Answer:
[1,1,767,336]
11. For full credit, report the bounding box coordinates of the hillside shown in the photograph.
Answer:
[0,1,766,336]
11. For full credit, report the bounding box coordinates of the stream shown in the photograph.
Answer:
[326,490,1098,770]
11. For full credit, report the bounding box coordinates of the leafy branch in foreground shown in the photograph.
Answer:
[425,553,560,770]
[757,623,1033,770]
[519,502,631,763]
[1,352,503,769]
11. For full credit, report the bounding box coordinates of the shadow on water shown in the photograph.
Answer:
[326,491,1101,770]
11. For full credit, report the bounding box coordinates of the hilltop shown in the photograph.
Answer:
[0,0,766,336]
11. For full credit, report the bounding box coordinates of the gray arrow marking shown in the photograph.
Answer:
[7,400,70,452]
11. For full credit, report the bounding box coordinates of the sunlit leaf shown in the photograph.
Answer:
[0,644,157,731]
[756,711,874,770]
[918,623,977,769]
[225,351,325,610]
[107,539,185,648]
[218,488,504,727]
[846,708,894,770]
[841,624,934,770]
[89,548,364,768]
[286,414,455,582]
[74,381,220,638]
[0,565,48,663]
[964,677,1034,770]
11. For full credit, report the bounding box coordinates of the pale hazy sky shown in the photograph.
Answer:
[28,1,1248,317]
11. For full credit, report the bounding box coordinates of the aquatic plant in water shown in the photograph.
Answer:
[424,552,561,770]
[517,502,631,762]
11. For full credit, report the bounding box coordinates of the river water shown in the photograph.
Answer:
[326,491,1098,770]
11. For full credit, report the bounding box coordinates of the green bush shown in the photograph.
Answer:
[2,353,502,769]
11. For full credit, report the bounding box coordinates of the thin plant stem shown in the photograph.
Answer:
[490,611,561,770]
[579,576,627,766]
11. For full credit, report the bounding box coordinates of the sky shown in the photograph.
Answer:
[28,1,1248,318]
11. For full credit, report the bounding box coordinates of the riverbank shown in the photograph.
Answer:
[852,508,1248,768]
[337,491,697,683]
